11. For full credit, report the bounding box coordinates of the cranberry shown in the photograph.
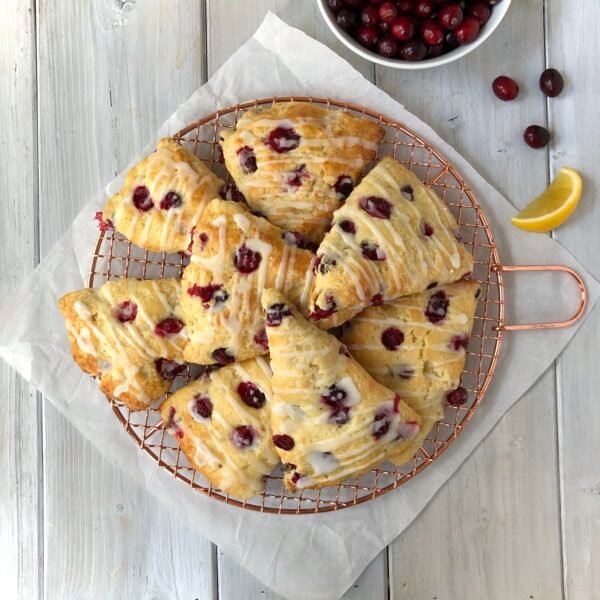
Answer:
[165,407,184,439]
[379,21,392,34]
[396,0,415,13]
[425,290,449,323]
[192,394,213,419]
[421,222,434,236]
[361,5,380,26]
[132,186,154,212]
[197,231,209,250]
[466,0,491,24]
[378,36,398,58]
[492,76,519,101]
[401,185,414,200]
[391,16,415,41]
[273,434,295,451]
[237,381,266,409]
[160,191,182,210]
[290,472,302,484]
[264,127,300,153]
[361,241,386,261]
[339,219,357,235]
[154,317,184,337]
[523,125,551,149]
[265,303,292,327]
[539,68,564,98]
[212,347,234,365]
[381,327,404,351]
[327,0,344,13]
[321,384,351,425]
[427,43,445,58]
[420,20,444,45]
[400,40,427,61]
[188,283,225,304]
[450,334,469,351]
[371,293,384,306]
[285,164,310,189]
[438,3,463,29]
[372,409,392,440]
[310,295,337,321]
[336,9,359,32]
[237,146,257,174]
[317,255,337,275]
[333,174,353,199]
[378,1,397,23]
[415,0,434,17]
[220,181,245,202]
[155,358,186,380]
[233,244,262,274]
[231,425,256,449]
[254,328,269,351]
[455,15,480,44]
[444,31,459,51]
[114,300,137,323]
[446,386,468,406]
[94,211,114,232]
[359,196,392,219]
[356,24,380,48]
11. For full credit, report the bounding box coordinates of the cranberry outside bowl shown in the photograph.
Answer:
[317,0,512,70]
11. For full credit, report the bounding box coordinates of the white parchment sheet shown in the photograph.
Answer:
[1,13,599,600]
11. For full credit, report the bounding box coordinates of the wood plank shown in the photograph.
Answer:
[546,2,600,597]
[36,1,216,597]
[378,1,563,597]
[0,2,41,599]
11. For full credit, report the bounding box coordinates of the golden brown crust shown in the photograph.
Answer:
[103,138,224,252]
[220,102,384,244]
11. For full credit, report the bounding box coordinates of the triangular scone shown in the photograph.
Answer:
[159,357,279,499]
[58,279,188,411]
[261,288,421,492]
[103,138,224,252]
[308,157,474,325]
[220,102,384,244]
[181,198,315,365]
[340,280,480,465]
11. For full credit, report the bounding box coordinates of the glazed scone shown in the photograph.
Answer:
[103,138,224,252]
[309,157,474,326]
[262,288,421,492]
[58,279,187,411]
[340,280,480,465]
[160,356,279,499]
[181,198,315,365]
[220,102,384,244]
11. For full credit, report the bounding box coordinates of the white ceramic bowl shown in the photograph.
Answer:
[316,0,512,70]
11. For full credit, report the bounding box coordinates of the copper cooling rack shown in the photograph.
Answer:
[88,96,587,514]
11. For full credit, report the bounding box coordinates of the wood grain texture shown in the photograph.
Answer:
[546,2,600,598]
[0,2,41,599]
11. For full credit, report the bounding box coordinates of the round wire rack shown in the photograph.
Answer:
[88,96,505,514]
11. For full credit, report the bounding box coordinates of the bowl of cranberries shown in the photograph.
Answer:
[318,0,511,69]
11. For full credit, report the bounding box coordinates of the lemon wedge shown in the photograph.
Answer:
[511,167,582,233]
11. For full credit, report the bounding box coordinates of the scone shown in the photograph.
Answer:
[181,198,315,365]
[220,102,384,244]
[340,280,480,465]
[103,138,224,252]
[309,157,474,326]
[58,279,187,411]
[160,356,279,499]
[262,288,421,492]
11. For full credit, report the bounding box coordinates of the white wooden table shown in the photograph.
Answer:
[1,1,598,598]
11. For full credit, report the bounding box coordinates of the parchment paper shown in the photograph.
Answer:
[1,13,598,600]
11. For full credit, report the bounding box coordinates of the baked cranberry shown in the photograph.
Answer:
[339,219,357,235]
[378,1,397,23]
[391,16,415,41]
[539,68,564,98]
[160,191,182,210]
[455,15,480,44]
[334,174,353,198]
[425,290,449,323]
[231,425,256,449]
[254,328,269,351]
[450,334,469,350]
[378,36,398,57]
[400,40,427,61]
[94,211,114,232]
[396,0,415,13]
[446,386,468,406]
[237,146,257,174]
[290,471,302,485]
[422,222,434,236]
[114,300,137,323]
[212,347,234,365]
[427,282,438,290]
[165,407,184,439]
[220,181,245,202]
[237,381,266,409]
[466,0,491,24]
[356,24,380,48]
[420,20,444,45]
[192,394,213,419]
[438,3,463,29]
[327,0,344,13]
[285,164,309,188]
[415,0,434,17]
[372,409,392,440]
[361,241,386,261]
[359,196,392,219]
[492,75,519,101]
[265,303,292,327]
[361,5,380,26]
[336,9,359,32]
[273,434,295,451]
[401,185,414,200]
[188,283,225,303]
[523,125,551,149]
[132,186,154,211]
[371,293,384,306]
[381,327,404,350]
[317,255,337,275]
[321,384,351,425]
[155,317,184,337]
[234,244,262,274]
[155,358,186,380]
[310,295,337,321]
[264,127,300,153]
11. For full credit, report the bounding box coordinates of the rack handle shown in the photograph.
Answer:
[492,264,587,331]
